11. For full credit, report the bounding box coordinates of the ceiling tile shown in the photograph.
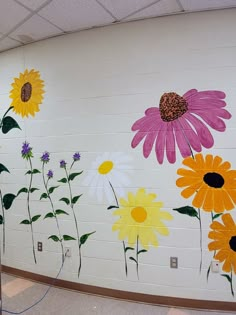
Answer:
[0,37,21,52]
[98,0,161,20]
[10,14,63,43]
[124,0,181,21]
[0,0,30,34]
[179,0,236,11]
[17,0,50,11]
[38,0,114,32]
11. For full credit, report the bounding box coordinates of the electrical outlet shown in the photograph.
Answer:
[37,241,43,252]
[211,260,220,273]
[170,257,178,269]
[65,247,72,257]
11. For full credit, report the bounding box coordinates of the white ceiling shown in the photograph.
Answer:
[0,0,236,53]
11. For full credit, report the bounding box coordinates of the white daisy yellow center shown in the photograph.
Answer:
[98,160,113,175]
[131,206,147,223]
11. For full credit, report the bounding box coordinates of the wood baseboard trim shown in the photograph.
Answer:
[2,265,236,312]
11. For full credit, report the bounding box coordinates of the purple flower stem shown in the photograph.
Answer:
[0,190,6,254]
[109,181,128,277]
[65,165,82,278]
[42,163,64,263]
[28,158,37,264]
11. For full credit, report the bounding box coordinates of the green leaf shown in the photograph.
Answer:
[2,116,21,134]
[80,231,96,246]
[213,213,223,220]
[137,249,147,255]
[63,235,76,241]
[48,235,60,242]
[44,212,55,219]
[17,187,28,196]
[49,186,59,194]
[0,163,10,174]
[173,206,199,219]
[60,197,70,205]
[55,209,69,216]
[68,171,83,181]
[72,194,82,204]
[125,247,134,252]
[32,214,41,222]
[221,274,232,283]
[3,193,16,210]
[0,215,3,224]
[129,257,137,263]
[40,193,48,200]
[20,219,31,224]
[58,177,67,183]
[107,205,119,210]
[32,169,40,174]
[25,170,32,175]
[30,187,39,193]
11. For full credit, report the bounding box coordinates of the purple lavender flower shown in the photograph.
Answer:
[47,170,53,179]
[73,152,81,161]
[41,151,50,163]
[21,141,33,159]
[60,160,66,168]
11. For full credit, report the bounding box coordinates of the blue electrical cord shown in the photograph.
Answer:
[1,251,68,314]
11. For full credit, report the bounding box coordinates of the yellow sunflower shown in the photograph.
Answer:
[112,188,173,250]
[176,153,236,213]
[208,213,236,273]
[10,69,45,117]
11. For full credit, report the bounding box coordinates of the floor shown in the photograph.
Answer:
[1,273,234,315]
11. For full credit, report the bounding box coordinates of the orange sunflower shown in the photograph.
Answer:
[208,213,236,273]
[176,153,236,213]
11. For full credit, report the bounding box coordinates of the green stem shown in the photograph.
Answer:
[136,236,139,279]
[109,181,128,276]
[207,212,216,281]
[0,190,5,254]
[230,270,234,297]
[198,208,202,273]
[42,163,64,263]
[28,158,37,264]
[65,166,82,278]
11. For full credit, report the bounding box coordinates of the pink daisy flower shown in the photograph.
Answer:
[131,89,231,164]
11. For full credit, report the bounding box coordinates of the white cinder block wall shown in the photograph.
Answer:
[0,9,236,302]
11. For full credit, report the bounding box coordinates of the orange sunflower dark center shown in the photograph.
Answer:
[229,236,236,252]
[21,82,32,102]
[203,172,224,188]
[159,92,188,122]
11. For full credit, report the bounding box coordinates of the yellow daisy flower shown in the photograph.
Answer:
[176,153,236,213]
[208,213,236,273]
[10,69,45,117]
[112,188,172,250]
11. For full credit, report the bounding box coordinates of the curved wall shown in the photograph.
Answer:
[0,8,236,304]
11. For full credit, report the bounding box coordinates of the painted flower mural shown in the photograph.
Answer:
[208,213,236,296]
[113,188,172,278]
[131,89,231,164]
[10,69,45,117]
[176,153,236,213]
[83,152,132,203]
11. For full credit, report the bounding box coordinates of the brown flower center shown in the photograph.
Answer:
[21,82,32,102]
[229,236,236,252]
[159,92,188,122]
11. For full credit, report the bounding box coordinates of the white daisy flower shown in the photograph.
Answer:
[83,152,132,204]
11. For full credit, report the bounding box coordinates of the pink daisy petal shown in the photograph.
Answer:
[172,120,192,158]
[155,122,167,164]
[190,90,226,100]
[178,116,202,152]
[145,107,159,116]
[184,112,214,148]
[131,116,154,131]
[191,109,226,132]
[131,130,148,148]
[143,126,159,158]
[182,89,198,100]
[188,99,226,109]
[207,108,231,119]
[166,122,176,163]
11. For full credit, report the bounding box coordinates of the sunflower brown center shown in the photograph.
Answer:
[229,236,236,252]
[159,92,188,122]
[21,82,32,102]
[203,172,224,188]
[131,206,147,223]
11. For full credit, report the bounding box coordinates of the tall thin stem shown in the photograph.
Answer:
[109,181,128,276]
[198,208,202,273]
[136,236,139,279]
[28,158,37,264]
[0,190,5,254]
[42,163,64,263]
[230,270,234,297]
[65,167,82,278]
